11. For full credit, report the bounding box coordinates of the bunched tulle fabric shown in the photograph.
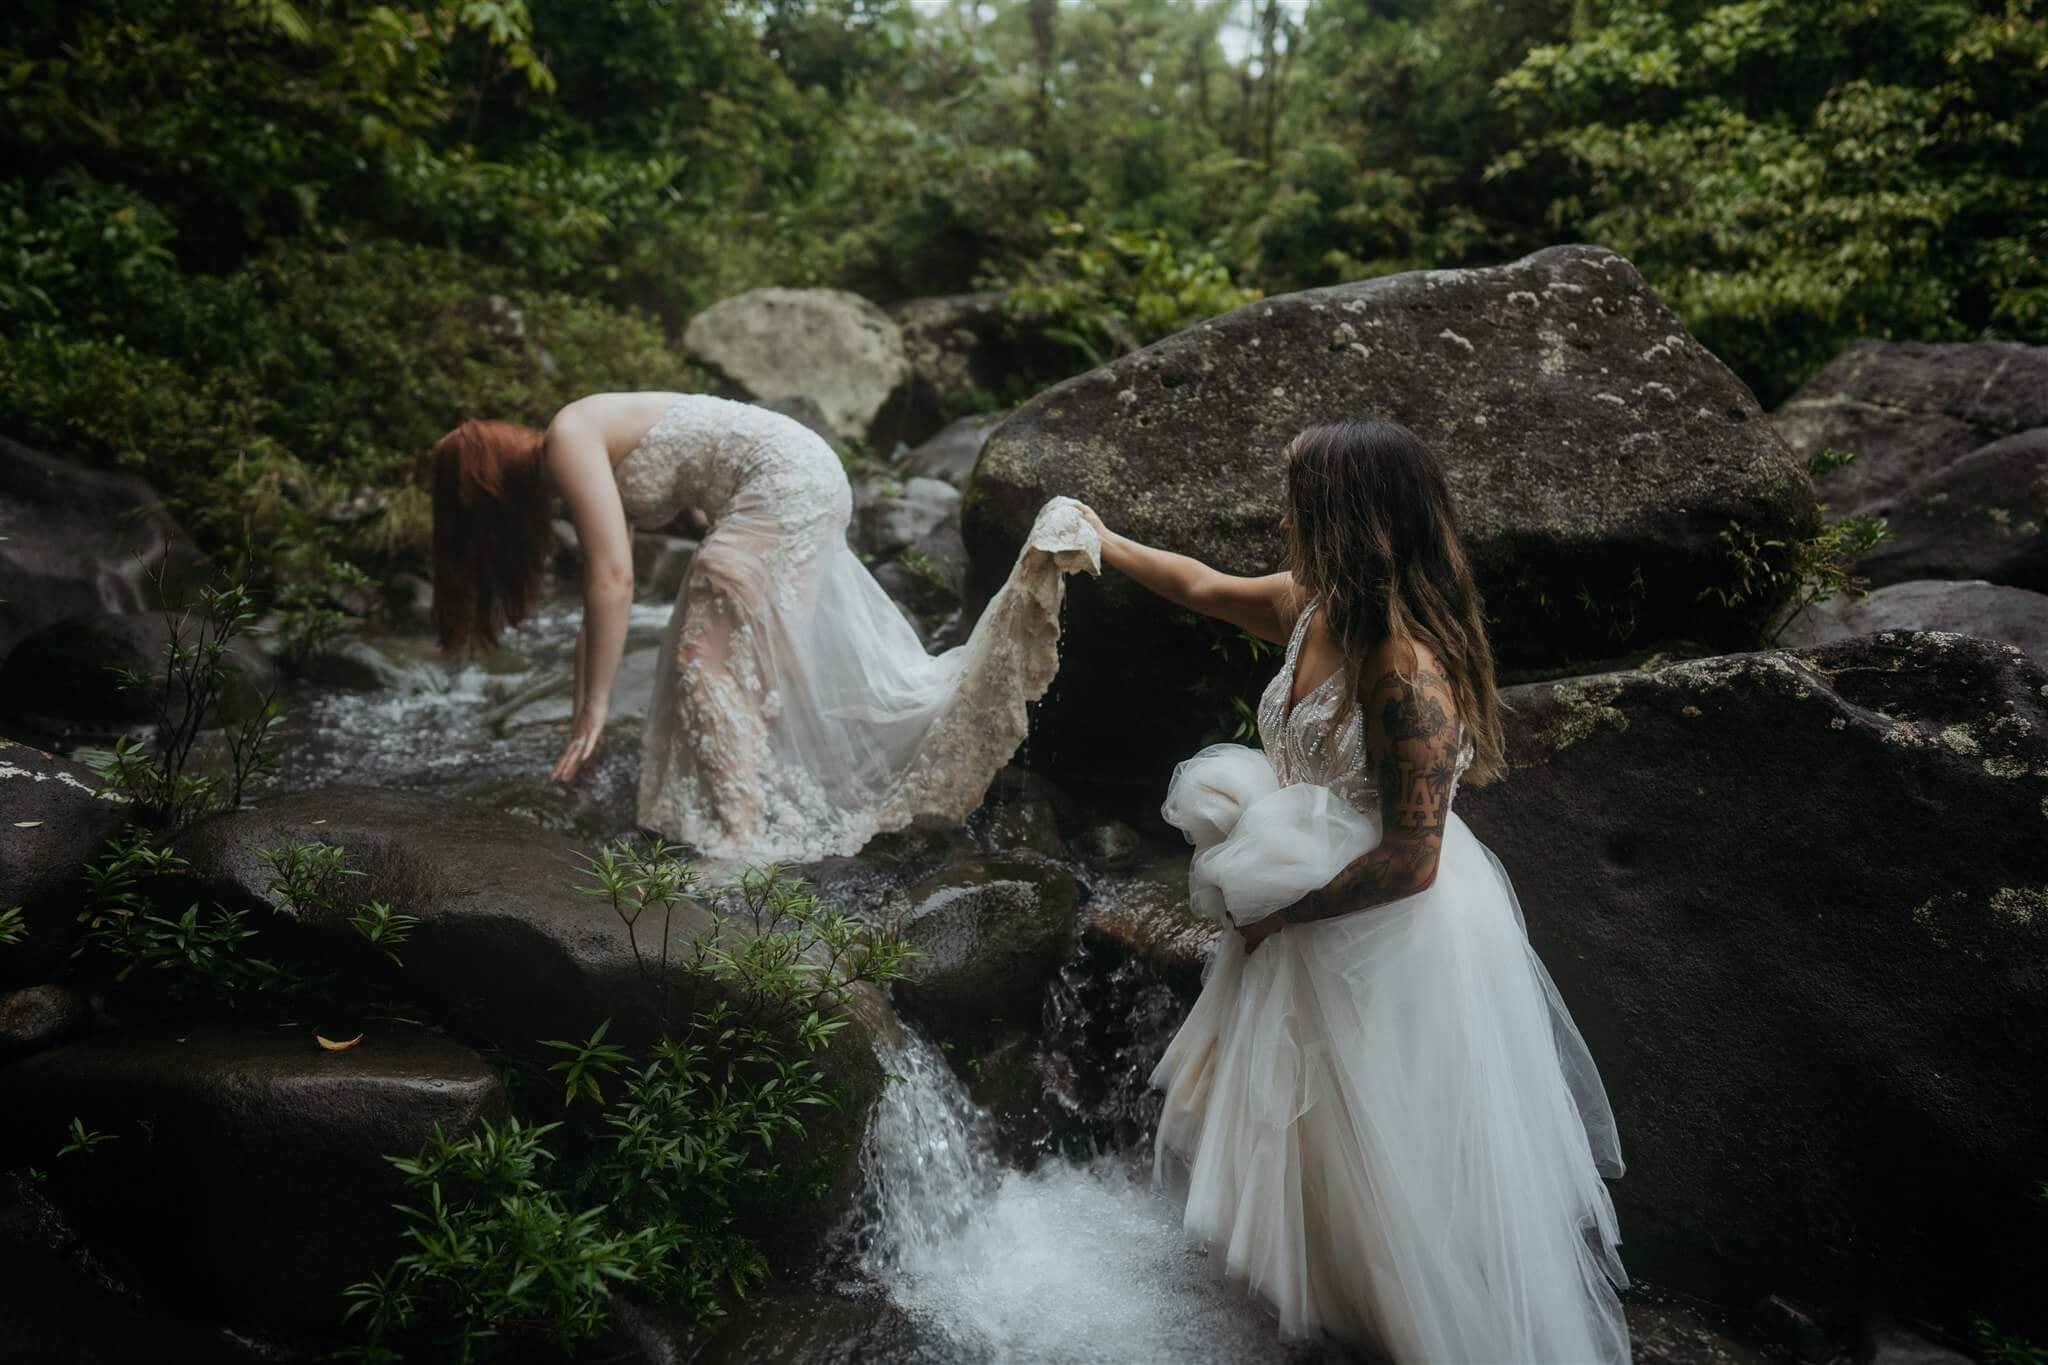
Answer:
[614,395,1100,866]
[1151,612,1629,1364]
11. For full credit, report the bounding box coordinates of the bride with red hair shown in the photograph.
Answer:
[432,392,1095,865]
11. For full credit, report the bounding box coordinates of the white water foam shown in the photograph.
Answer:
[850,1031,1326,1365]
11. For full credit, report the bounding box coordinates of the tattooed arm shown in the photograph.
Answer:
[1240,655,1460,950]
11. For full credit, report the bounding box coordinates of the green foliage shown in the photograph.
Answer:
[349,859,913,1358]
[0,906,25,948]
[992,215,1261,366]
[56,1118,116,1159]
[1701,450,1890,645]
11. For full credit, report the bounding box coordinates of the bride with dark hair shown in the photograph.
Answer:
[1081,420,1630,1363]
[431,391,1095,865]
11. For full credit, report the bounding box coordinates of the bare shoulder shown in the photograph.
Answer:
[1360,638,1460,743]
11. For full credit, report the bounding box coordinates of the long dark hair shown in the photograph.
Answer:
[1284,420,1506,785]
[431,419,551,652]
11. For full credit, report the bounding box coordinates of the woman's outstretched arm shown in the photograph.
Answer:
[547,406,634,781]
[1078,507,1295,643]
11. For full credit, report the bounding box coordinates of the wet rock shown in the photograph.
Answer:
[292,635,449,694]
[960,1032,1056,1167]
[0,984,93,1060]
[176,785,894,1268]
[1623,1290,1775,1365]
[684,289,913,450]
[966,245,1815,772]
[903,412,1003,487]
[0,436,208,659]
[489,646,661,734]
[972,796,1067,860]
[0,1026,505,1328]
[873,558,961,629]
[1077,819,1144,871]
[1853,427,2047,591]
[1457,632,2048,1331]
[1861,1316,1974,1365]
[0,610,274,735]
[0,739,129,987]
[695,1289,953,1365]
[890,291,1067,442]
[1780,580,2048,666]
[1772,341,2048,510]
[383,571,435,632]
[893,859,1081,1047]
[633,530,698,601]
[859,477,961,559]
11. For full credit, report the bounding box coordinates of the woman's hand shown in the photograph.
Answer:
[1235,910,1287,955]
[550,699,608,782]
[1075,502,1110,543]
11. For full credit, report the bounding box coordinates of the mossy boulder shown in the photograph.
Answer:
[965,244,1815,772]
[1458,632,2048,1334]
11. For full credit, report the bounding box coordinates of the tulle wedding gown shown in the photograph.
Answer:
[1153,603,1630,1363]
[615,394,1098,865]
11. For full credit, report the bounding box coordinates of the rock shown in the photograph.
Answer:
[873,559,961,629]
[1624,1290,1776,1365]
[1861,1316,1974,1365]
[0,437,207,660]
[891,292,1070,443]
[293,635,449,694]
[0,984,93,1060]
[695,1289,952,1365]
[965,245,1816,772]
[0,739,130,987]
[0,610,274,735]
[490,646,661,733]
[1077,819,1144,871]
[903,413,1003,487]
[633,531,698,601]
[1779,580,2048,667]
[1456,633,2048,1332]
[383,571,435,632]
[1772,341,2048,510]
[893,859,1081,1046]
[972,796,1067,861]
[859,477,962,559]
[1854,427,2048,591]
[0,1026,505,1328]
[750,395,846,452]
[176,785,893,1269]
[684,289,913,451]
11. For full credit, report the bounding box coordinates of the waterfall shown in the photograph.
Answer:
[841,1030,1327,1365]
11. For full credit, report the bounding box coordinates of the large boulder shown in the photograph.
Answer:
[1457,632,2048,1334]
[1780,580,2048,666]
[1854,427,2047,592]
[0,437,207,660]
[1772,341,2048,510]
[684,289,913,451]
[0,984,93,1061]
[965,245,1816,771]
[0,739,130,986]
[890,292,1069,442]
[0,610,275,736]
[0,1027,504,1328]
[177,785,892,1268]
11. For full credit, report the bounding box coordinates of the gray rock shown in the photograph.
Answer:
[0,1026,505,1328]
[891,292,1075,443]
[972,796,1067,861]
[0,983,93,1060]
[859,476,961,559]
[965,245,1816,771]
[176,785,895,1269]
[0,610,274,735]
[1863,1317,1974,1365]
[0,437,208,659]
[293,635,449,694]
[1779,580,2048,666]
[1077,819,1145,871]
[903,412,1004,487]
[1624,1293,1775,1365]
[1854,427,2048,591]
[894,859,1081,1046]
[684,288,914,450]
[1773,341,2048,510]
[694,1289,953,1365]
[1457,632,2048,1329]
[750,395,846,452]
[633,531,698,601]
[489,646,661,733]
[383,571,435,632]
[0,739,130,987]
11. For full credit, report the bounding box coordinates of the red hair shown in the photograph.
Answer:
[431,419,552,652]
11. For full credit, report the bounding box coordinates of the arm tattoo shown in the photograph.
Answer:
[1283,666,1458,924]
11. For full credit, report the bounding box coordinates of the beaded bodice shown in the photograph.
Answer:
[1256,603,1472,812]
[614,393,846,530]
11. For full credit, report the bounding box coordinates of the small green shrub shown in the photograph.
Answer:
[1701,449,1890,646]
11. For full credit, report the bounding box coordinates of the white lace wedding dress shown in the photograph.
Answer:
[614,394,1098,865]
[1154,604,1630,1363]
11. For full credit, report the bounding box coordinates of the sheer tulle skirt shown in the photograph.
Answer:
[1154,745,1629,1364]
[637,492,1098,867]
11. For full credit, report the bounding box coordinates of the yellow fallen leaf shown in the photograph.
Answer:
[316,1033,364,1051]
[13,821,43,828]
